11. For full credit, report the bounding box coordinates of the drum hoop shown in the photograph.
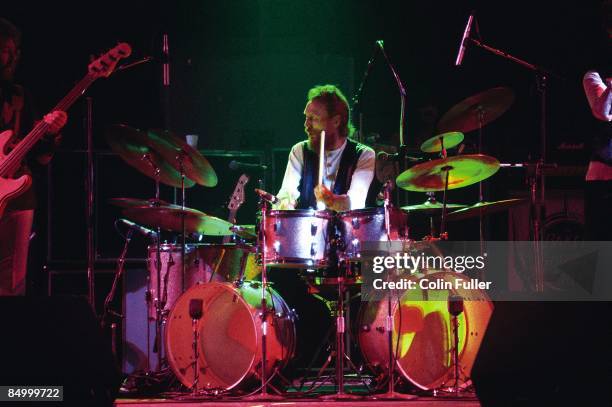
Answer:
[166,281,260,390]
[267,209,334,219]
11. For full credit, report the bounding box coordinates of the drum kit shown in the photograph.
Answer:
[104,85,523,399]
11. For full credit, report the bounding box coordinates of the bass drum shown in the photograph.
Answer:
[166,281,295,391]
[357,271,493,390]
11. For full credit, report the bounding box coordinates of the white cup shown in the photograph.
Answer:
[185,134,199,149]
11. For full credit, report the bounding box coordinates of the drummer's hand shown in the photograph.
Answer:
[314,184,334,208]
[275,198,295,210]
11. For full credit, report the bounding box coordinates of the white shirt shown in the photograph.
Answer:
[276,139,375,210]
[582,71,612,181]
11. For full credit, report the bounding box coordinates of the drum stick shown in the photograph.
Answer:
[318,130,325,186]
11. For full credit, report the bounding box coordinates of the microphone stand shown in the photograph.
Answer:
[464,33,561,292]
[85,97,96,312]
[352,41,380,144]
[377,41,409,207]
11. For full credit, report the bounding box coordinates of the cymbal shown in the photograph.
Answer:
[437,87,515,134]
[401,199,467,214]
[108,197,176,209]
[122,206,233,236]
[396,154,500,192]
[230,224,257,240]
[147,129,217,187]
[106,124,195,188]
[420,132,464,153]
[446,199,525,221]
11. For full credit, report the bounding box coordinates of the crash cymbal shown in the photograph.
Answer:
[106,124,196,188]
[420,132,464,153]
[396,154,500,192]
[122,206,233,236]
[401,198,467,214]
[446,199,525,221]
[437,87,515,134]
[147,129,217,187]
[108,197,176,209]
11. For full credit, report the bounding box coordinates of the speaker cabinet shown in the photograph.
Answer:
[471,301,611,406]
[0,296,121,405]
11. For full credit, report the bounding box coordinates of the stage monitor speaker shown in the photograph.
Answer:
[0,296,121,406]
[471,301,611,406]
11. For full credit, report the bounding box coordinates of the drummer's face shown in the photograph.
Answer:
[304,100,335,150]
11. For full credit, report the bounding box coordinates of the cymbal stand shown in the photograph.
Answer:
[176,151,187,293]
[370,183,415,401]
[143,153,165,371]
[439,166,451,240]
[243,198,282,401]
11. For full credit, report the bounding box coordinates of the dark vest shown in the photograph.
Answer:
[296,139,367,209]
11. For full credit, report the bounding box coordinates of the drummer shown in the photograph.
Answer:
[275,84,375,211]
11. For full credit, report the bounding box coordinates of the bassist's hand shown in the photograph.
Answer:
[43,110,67,136]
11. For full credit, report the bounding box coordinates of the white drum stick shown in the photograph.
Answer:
[318,130,325,186]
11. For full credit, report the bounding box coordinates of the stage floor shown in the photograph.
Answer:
[115,397,481,406]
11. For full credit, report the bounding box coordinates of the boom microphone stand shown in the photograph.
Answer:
[459,13,562,291]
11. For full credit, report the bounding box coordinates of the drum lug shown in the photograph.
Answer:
[274,219,281,232]
[311,223,318,236]
[352,217,360,229]
[310,242,316,257]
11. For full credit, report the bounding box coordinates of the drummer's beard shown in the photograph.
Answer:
[306,128,326,152]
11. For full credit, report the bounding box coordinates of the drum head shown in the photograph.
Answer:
[395,272,493,390]
[166,283,257,390]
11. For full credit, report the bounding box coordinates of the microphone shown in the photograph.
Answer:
[455,12,475,66]
[254,188,279,204]
[448,294,464,316]
[376,151,423,162]
[118,218,158,239]
[229,160,268,172]
[376,180,394,205]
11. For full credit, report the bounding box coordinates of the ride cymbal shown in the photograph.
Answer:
[437,87,515,134]
[396,154,500,192]
[106,124,195,188]
[147,129,217,187]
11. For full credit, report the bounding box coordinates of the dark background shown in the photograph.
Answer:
[2,0,608,286]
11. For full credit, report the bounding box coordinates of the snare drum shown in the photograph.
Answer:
[166,281,295,391]
[262,209,334,268]
[337,207,409,261]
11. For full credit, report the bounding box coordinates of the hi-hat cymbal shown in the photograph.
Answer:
[401,199,467,215]
[446,199,525,221]
[147,129,217,187]
[396,154,500,192]
[122,206,233,236]
[437,87,515,134]
[420,132,464,153]
[230,224,257,240]
[108,197,176,209]
[106,124,195,188]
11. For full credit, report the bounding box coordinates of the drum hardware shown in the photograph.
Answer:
[433,295,475,398]
[241,192,284,401]
[188,298,204,394]
[368,180,416,401]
